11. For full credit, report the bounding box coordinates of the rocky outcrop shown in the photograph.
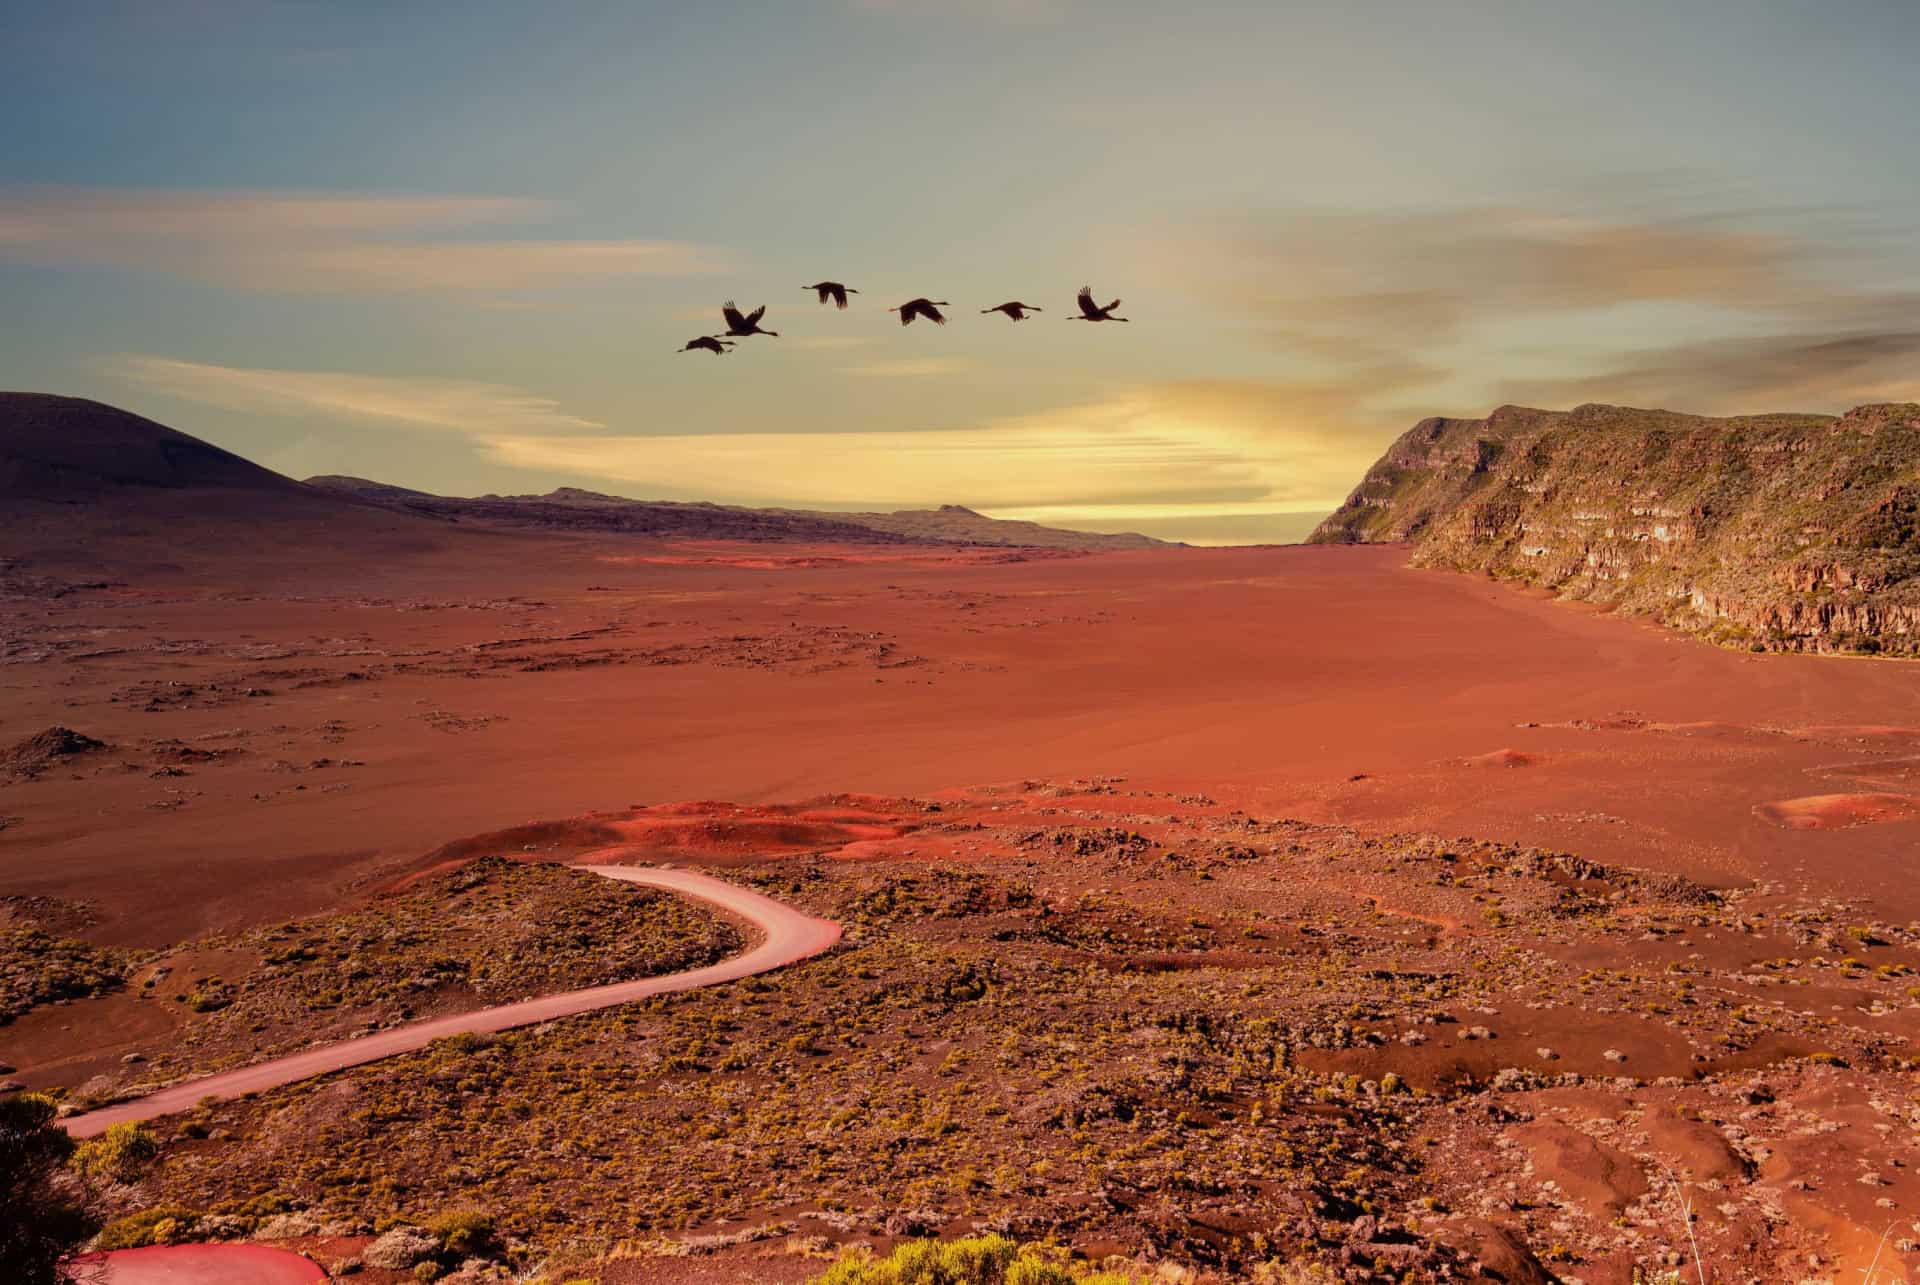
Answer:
[1311,401,1920,655]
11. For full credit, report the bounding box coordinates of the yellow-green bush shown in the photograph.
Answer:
[426,1207,498,1258]
[810,1235,1139,1285]
[73,1122,161,1184]
[93,1206,204,1250]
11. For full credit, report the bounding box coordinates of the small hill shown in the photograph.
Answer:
[1311,401,1920,655]
[308,481,1173,551]
[0,394,449,583]
[0,392,306,499]
[771,503,1170,551]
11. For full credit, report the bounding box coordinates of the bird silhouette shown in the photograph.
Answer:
[678,336,736,355]
[889,298,949,326]
[982,301,1042,321]
[1068,286,1128,322]
[804,281,858,309]
[721,301,779,337]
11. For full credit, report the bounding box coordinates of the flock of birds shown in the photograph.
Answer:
[677,282,1129,354]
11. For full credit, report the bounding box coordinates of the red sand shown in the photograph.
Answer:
[1460,748,1538,768]
[7,542,1920,947]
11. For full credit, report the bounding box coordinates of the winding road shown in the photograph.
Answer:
[66,864,841,1282]
[62,864,842,1139]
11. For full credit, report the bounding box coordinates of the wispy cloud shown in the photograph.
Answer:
[1493,330,1920,413]
[839,358,970,377]
[1143,204,1920,416]
[113,356,603,434]
[0,188,728,293]
[790,335,874,351]
[481,375,1404,525]
[846,0,1071,23]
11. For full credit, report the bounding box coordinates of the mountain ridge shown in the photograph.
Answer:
[0,392,1170,553]
[1312,400,1920,654]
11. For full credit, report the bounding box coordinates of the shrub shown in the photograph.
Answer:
[73,1122,161,1184]
[94,1206,204,1251]
[0,1093,98,1284]
[810,1234,1140,1285]
[426,1208,498,1259]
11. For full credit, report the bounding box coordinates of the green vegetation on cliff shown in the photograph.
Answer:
[1311,402,1920,654]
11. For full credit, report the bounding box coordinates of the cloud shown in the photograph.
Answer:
[113,356,603,434]
[0,188,728,292]
[790,335,874,351]
[113,351,1423,543]
[1492,329,1920,414]
[839,358,971,377]
[1142,202,1920,417]
[846,0,1070,22]
[481,375,1410,536]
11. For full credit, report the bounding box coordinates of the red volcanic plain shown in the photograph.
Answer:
[8,521,1920,1284]
[5,538,1920,947]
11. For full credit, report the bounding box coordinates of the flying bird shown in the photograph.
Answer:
[1068,286,1128,323]
[982,301,1042,321]
[678,336,735,355]
[889,297,950,326]
[805,281,858,309]
[721,301,779,337]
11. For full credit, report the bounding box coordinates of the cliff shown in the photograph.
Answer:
[1310,401,1920,655]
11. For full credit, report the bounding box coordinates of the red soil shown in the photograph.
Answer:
[1752,792,1920,830]
[7,541,1920,949]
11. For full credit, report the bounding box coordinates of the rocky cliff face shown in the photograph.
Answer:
[1311,401,1920,655]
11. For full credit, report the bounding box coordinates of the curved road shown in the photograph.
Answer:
[62,864,842,1139]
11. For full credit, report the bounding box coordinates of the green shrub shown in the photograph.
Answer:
[94,1206,205,1250]
[73,1122,162,1184]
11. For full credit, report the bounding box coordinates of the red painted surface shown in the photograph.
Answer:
[72,1243,325,1283]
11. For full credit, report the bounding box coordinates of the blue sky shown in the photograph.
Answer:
[6,1,1920,542]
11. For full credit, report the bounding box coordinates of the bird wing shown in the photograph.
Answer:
[1076,287,1099,317]
[896,304,915,325]
[925,303,947,325]
[830,285,848,308]
[722,301,746,329]
[746,304,766,326]
[1104,299,1122,312]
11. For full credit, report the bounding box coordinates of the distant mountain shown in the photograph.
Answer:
[302,479,930,544]
[1312,401,1920,655]
[764,503,1169,551]
[307,481,1175,551]
[0,392,1172,561]
[0,393,445,581]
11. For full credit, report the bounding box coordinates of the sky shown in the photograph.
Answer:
[5,1,1920,544]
